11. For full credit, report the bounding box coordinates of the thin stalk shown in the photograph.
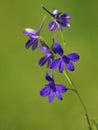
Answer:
[59,30,66,46]
[63,70,92,130]
[39,35,47,43]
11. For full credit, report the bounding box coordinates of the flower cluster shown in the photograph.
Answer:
[23,6,80,103]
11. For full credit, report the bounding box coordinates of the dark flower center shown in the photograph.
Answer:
[49,81,56,92]
[62,55,70,64]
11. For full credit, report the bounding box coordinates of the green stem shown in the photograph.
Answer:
[39,36,47,43]
[63,70,92,130]
[59,30,66,46]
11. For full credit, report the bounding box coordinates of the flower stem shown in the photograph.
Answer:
[59,30,66,46]
[39,36,47,43]
[63,70,92,130]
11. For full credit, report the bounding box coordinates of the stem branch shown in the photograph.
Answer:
[63,70,92,130]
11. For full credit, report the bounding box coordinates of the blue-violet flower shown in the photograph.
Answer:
[50,42,80,72]
[23,16,45,50]
[42,5,70,31]
[40,72,67,103]
[39,41,54,67]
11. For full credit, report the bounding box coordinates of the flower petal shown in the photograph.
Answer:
[55,84,67,93]
[23,28,37,36]
[50,58,61,70]
[52,9,59,16]
[60,13,71,22]
[39,40,50,54]
[55,91,63,100]
[32,39,38,50]
[63,56,75,71]
[47,57,53,67]
[52,42,64,55]
[25,39,33,48]
[62,23,70,28]
[66,61,75,71]
[39,56,48,66]
[59,61,65,73]
[66,53,80,62]
[63,55,70,64]
[45,72,53,81]
[48,91,54,103]
[48,21,58,31]
[40,86,50,97]
[39,46,50,54]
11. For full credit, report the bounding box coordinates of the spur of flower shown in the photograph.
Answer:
[50,42,80,72]
[41,5,70,31]
[40,72,67,103]
[23,16,45,50]
[39,41,54,67]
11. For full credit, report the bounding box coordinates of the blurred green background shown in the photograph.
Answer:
[0,0,98,130]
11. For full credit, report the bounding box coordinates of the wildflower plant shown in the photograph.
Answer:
[23,5,96,130]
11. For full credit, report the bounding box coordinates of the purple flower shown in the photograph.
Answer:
[42,5,70,31]
[39,41,54,67]
[40,72,67,103]
[23,16,45,50]
[50,43,80,72]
